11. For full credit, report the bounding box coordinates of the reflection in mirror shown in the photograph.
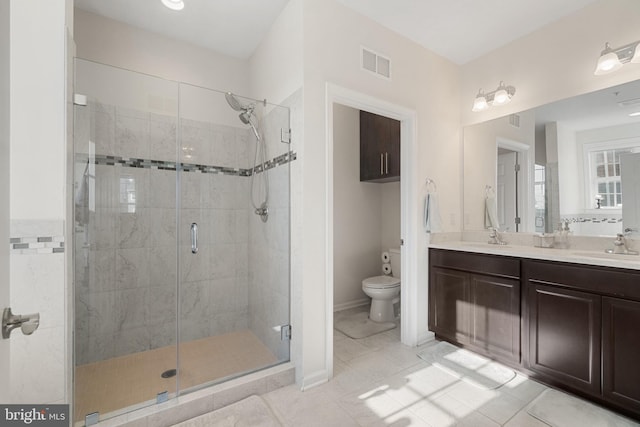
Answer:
[464,79,640,237]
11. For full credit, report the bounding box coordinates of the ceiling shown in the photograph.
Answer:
[74,0,290,59]
[534,80,640,132]
[75,0,597,63]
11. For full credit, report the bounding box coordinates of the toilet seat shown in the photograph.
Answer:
[363,275,400,289]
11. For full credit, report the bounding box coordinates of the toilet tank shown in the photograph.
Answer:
[389,248,401,278]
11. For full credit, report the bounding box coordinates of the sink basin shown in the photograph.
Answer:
[571,251,640,261]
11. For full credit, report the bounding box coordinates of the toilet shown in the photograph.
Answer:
[362,248,401,323]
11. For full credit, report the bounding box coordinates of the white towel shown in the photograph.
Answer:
[484,196,499,229]
[424,193,442,233]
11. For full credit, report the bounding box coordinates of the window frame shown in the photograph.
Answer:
[582,138,640,212]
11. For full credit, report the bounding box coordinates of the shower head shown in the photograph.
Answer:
[225,92,248,112]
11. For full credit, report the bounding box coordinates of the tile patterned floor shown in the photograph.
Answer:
[262,307,635,426]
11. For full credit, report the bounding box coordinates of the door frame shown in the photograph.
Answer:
[325,83,419,379]
[496,138,533,233]
[0,0,10,403]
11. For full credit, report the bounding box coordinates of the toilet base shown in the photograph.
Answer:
[369,299,396,323]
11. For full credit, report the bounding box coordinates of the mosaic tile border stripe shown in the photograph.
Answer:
[77,152,297,176]
[563,217,623,224]
[9,236,65,254]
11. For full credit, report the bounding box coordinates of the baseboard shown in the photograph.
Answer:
[417,330,436,346]
[300,369,329,391]
[333,298,369,312]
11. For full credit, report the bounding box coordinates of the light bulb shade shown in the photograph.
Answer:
[632,42,640,64]
[594,51,623,75]
[162,0,185,10]
[472,95,488,112]
[492,89,510,105]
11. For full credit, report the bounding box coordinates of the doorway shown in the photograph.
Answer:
[325,84,419,380]
[496,138,532,233]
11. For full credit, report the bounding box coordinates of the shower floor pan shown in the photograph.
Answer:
[74,329,277,423]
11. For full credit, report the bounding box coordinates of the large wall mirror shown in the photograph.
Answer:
[463,79,640,237]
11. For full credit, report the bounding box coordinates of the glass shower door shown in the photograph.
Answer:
[177,84,291,394]
[73,59,180,423]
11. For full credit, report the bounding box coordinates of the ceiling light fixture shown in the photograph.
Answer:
[161,0,184,11]
[472,81,516,112]
[594,41,640,75]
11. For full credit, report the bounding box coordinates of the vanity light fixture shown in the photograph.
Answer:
[472,81,516,112]
[594,41,640,75]
[161,0,185,11]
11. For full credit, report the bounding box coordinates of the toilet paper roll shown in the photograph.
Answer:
[382,263,392,275]
[381,251,390,263]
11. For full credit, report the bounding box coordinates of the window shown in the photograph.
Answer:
[584,139,640,210]
[589,148,629,208]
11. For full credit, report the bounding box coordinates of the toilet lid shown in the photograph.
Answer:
[362,275,401,289]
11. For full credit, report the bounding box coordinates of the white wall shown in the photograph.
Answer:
[249,0,303,106]
[9,0,71,404]
[0,0,10,404]
[461,0,640,126]
[332,104,401,309]
[74,9,250,97]
[380,182,401,250]
[301,0,460,386]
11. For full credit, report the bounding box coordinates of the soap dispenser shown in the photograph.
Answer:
[554,220,570,249]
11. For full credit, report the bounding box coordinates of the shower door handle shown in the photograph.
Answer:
[190,223,198,254]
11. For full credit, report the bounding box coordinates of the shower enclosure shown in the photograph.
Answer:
[73,59,291,424]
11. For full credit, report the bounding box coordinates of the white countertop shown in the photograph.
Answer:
[429,241,640,271]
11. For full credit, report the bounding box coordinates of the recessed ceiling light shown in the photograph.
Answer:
[161,0,184,11]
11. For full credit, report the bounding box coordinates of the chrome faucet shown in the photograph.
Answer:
[606,233,639,255]
[488,227,508,245]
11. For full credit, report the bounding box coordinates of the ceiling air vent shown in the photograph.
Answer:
[361,47,391,79]
[509,113,520,128]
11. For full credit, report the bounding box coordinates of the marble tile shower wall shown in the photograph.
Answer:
[248,103,291,361]
[75,102,253,365]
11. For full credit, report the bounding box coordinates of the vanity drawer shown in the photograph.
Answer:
[523,260,640,301]
[429,248,520,279]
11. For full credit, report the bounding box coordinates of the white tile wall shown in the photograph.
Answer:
[9,220,66,404]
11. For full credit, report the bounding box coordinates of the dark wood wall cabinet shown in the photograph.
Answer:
[429,248,640,420]
[359,110,400,182]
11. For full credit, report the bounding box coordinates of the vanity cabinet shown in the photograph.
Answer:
[359,110,400,182]
[428,249,521,364]
[523,259,640,403]
[602,297,640,413]
[526,281,601,395]
[429,248,640,419]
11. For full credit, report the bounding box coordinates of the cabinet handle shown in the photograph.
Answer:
[380,153,384,175]
[385,152,388,174]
